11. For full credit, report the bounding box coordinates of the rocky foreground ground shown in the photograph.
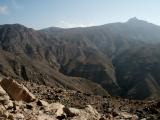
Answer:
[0,77,160,120]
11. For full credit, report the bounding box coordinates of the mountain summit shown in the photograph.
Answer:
[126,17,149,24]
[127,17,139,22]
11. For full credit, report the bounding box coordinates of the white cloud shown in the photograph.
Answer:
[0,5,8,15]
[59,21,95,28]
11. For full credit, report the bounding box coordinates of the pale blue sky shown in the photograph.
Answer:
[0,0,160,29]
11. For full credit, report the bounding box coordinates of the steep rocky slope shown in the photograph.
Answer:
[0,24,108,96]
[41,18,160,99]
[1,77,160,120]
[1,18,160,99]
[113,44,160,99]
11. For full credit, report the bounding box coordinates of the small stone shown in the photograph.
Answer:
[26,103,33,110]
[37,100,49,107]
[63,107,78,117]
[1,111,9,118]
[8,114,14,120]
[5,101,14,109]
[56,114,66,120]
[112,110,119,117]
[14,113,24,119]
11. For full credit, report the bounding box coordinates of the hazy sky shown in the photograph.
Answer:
[0,0,160,29]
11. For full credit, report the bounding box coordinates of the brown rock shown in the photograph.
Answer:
[0,107,9,119]
[112,110,119,117]
[4,100,13,109]
[26,103,34,110]
[0,105,5,115]
[37,100,49,107]
[0,78,36,102]
[8,114,14,120]
[0,85,10,105]
[0,85,6,96]
[49,102,65,117]
[63,107,78,117]
[64,105,101,120]
[13,113,24,119]
[0,85,13,109]
[37,114,56,120]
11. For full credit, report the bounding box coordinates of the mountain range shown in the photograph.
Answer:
[0,17,160,100]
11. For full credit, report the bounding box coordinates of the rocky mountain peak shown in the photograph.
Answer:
[127,17,148,24]
[128,17,139,21]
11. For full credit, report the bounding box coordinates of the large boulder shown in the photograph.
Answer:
[64,105,101,120]
[0,78,35,102]
[47,102,65,117]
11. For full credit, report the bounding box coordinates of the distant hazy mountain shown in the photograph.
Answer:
[1,18,160,99]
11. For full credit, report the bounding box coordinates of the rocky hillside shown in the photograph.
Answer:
[1,18,160,99]
[1,77,160,120]
[0,24,108,96]
[113,44,160,99]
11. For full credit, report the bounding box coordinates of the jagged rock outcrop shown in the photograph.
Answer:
[0,78,103,120]
[0,78,35,102]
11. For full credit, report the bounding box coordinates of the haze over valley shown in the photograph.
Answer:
[0,0,160,119]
